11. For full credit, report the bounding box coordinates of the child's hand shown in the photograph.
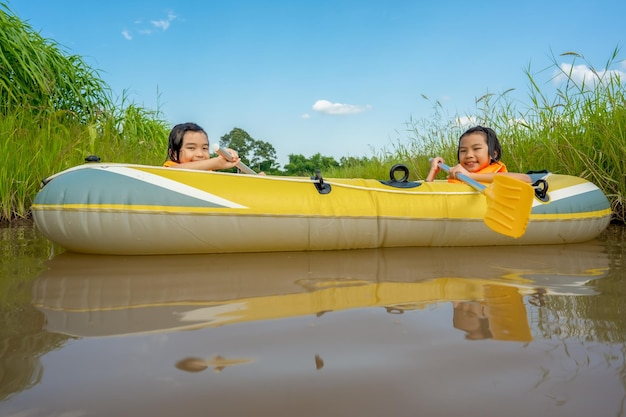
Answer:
[215,147,241,169]
[448,164,470,180]
[224,148,240,166]
[430,157,444,172]
[425,157,445,181]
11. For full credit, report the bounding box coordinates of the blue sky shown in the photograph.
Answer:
[9,0,626,166]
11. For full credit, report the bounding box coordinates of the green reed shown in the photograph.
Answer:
[0,104,169,221]
[0,2,110,122]
[0,3,169,221]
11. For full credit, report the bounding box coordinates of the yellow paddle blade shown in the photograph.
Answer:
[482,175,534,238]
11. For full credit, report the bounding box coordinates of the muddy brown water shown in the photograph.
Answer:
[1,221,625,417]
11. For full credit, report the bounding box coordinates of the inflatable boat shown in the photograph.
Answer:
[31,162,612,255]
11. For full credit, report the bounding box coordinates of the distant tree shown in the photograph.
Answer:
[219,127,279,173]
[283,153,340,176]
[252,140,279,173]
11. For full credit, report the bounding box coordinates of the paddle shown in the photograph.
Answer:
[212,144,257,175]
[438,162,534,238]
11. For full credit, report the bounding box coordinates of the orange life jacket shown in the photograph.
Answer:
[163,160,179,167]
[448,161,508,183]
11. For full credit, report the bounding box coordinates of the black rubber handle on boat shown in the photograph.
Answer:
[212,144,257,175]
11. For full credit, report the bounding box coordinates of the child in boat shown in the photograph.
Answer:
[163,122,241,171]
[426,126,531,183]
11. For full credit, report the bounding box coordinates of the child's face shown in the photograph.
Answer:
[179,131,210,163]
[458,132,492,172]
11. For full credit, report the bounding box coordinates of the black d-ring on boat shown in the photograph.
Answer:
[311,169,331,194]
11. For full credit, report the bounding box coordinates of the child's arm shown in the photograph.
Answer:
[171,148,241,171]
[173,157,239,171]
[449,165,532,183]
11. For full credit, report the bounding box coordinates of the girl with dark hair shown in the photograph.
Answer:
[163,122,241,171]
[425,126,531,183]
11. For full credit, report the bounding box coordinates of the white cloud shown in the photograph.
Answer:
[553,63,626,87]
[507,117,527,126]
[123,11,177,39]
[301,113,311,119]
[152,19,170,30]
[456,116,476,127]
[312,99,371,115]
[152,11,177,31]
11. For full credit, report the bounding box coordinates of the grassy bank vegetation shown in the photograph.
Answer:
[0,2,170,222]
[0,104,170,222]
[1,2,624,224]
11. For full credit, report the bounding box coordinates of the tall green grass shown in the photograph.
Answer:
[0,101,169,222]
[0,2,110,121]
[524,50,625,222]
[0,2,169,221]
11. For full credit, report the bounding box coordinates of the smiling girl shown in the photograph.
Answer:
[426,126,531,183]
[163,122,241,171]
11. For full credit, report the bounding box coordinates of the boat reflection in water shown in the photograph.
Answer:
[33,240,608,341]
[32,243,609,343]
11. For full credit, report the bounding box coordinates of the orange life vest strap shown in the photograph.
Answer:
[448,161,508,183]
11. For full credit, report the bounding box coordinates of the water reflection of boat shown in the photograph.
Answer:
[32,243,609,341]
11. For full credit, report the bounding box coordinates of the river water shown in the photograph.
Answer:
[1,221,625,417]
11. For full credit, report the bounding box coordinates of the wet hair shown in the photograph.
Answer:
[457,125,502,164]
[167,122,208,163]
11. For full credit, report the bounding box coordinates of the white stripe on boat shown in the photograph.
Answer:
[532,181,600,207]
[100,166,248,209]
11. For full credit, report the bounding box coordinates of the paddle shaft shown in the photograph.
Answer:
[439,162,544,192]
[438,162,485,191]
[213,144,257,175]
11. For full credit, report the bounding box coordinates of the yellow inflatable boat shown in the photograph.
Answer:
[31,162,611,254]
